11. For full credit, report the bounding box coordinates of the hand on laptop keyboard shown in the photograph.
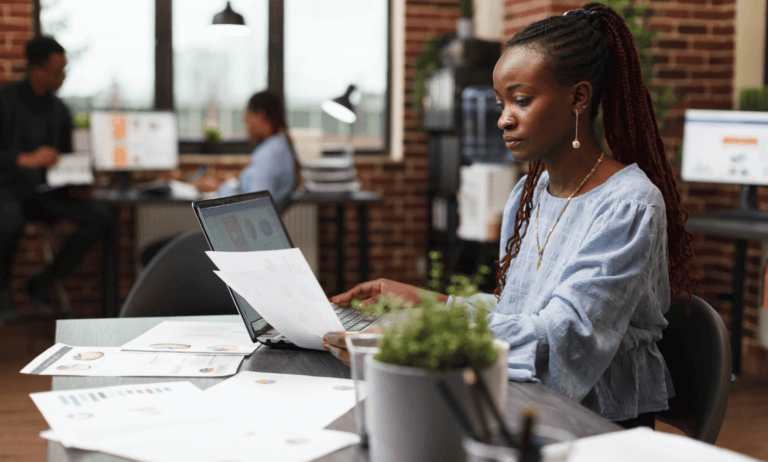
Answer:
[322,327,384,367]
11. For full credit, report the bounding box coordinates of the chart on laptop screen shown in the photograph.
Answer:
[681,109,768,185]
[199,197,291,252]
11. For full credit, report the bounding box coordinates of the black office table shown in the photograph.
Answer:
[686,214,768,376]
[93,189,382,318]
[46,315,621,462]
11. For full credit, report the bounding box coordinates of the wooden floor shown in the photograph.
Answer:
[2,318,768,462]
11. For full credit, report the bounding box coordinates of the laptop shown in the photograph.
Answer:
[191,190,382,348]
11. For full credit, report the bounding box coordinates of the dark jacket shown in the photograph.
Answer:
[0,79,72,199]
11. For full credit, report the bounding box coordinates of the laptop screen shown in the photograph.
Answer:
[193,193,293,338]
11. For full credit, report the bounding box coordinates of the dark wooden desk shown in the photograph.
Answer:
[46,315,621,462]
[687,214,768,376]
[92,189,383,318]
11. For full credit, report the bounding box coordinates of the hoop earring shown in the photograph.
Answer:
[572,109,580,149]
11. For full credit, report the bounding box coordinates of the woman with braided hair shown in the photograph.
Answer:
[325,3,697,428]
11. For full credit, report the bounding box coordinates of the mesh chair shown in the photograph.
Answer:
[119,230,236,317]
[656,295,732,444]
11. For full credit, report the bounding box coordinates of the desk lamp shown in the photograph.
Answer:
[321,85,358,125]
[210,2,250,37]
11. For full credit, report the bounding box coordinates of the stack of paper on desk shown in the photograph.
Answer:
[21,344,244,377]
[32,372,360,462]
[207,248,345,350]
[119,321,260,355]
[20,321,259,378]
[542,427,760,462]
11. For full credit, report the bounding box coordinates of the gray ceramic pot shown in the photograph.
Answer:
[366,339,509,462]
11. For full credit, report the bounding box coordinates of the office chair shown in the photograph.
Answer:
[656,295,732,444]
[119,230,236,318]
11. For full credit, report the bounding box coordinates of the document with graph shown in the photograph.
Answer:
[21,343,244,377]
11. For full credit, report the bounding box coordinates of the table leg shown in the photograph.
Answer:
[336,204,345,295]
[731,239,747,376]
[358,204,369,283]
[102,205,119,318]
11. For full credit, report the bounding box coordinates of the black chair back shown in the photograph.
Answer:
[656,295,731,444]
[119,230,236,318]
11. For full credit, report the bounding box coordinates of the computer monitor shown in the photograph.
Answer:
[681,109,768,219]
[90,111,179,172]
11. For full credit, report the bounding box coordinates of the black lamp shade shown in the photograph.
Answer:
[321,84,357,124]
[212,2,246,26]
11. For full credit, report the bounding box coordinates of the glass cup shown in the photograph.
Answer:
[345,333,382,446]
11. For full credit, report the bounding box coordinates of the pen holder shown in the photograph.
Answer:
[365,339,509,462]
[462,425,576,462]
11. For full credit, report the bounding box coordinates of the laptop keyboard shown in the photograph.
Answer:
[333,305,378,332]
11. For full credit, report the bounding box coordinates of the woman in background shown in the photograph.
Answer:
[325,3,698,429]
[196,90,298,211]
[142,91,298,267]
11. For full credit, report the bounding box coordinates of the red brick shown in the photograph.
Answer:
[709,56,734,65]
[692,10,735,20]
[712,25,735,35]
[675,55,705,65]
[678,24,707,34]
[657,39,688,50]
[691,70,733,79]
[692,40,733,51]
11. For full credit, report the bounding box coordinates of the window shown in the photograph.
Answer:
[40,0,154,113]
[38,0,393,154]
[285,0,389,151]
[173,0,268,141]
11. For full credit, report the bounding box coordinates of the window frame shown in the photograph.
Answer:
[36,0,393,156]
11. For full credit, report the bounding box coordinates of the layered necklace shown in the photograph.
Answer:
[535,152,605,271]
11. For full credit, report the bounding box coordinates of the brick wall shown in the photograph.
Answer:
[0,1,31,86]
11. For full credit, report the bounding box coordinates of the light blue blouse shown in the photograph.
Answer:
[451,164,674,421]
[218,132,296,209]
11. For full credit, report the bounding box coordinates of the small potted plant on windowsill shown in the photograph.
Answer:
[360,293,509,462]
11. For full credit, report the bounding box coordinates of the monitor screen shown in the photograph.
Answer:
[90,111,178,171]
[681,109,768,186]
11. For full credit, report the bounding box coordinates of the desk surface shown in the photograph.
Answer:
[46,316,620,462]
[687,214,768,241]
[92,189,384,205]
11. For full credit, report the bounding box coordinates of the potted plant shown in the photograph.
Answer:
[72,111,90,153]
[359,292,509,462]
[202,126,223,154]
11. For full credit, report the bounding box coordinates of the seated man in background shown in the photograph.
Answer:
[0,37,107,323]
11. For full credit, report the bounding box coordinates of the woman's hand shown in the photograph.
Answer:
[323,326,385,366]
[194,171,230,192]
[329,278,445,308]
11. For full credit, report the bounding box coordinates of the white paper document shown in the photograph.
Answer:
[46,153,94,188]
[207,248,344,350]
[21,343,244,377]
[119,321,259,355]
[42,427,359,462]
[542,427,760,462]
[203,371,359,432]
[30,381,208,450]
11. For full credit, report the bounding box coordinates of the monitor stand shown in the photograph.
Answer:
[719,185,768,221]
[117,171,132,192]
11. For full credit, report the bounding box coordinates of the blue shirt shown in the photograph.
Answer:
[452,164,674,421]
[218,132,296,209]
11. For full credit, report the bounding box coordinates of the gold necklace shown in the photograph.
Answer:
[535,152,605,271]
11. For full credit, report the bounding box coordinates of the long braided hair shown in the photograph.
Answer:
[247,90,301,191]
[494,3,698,307]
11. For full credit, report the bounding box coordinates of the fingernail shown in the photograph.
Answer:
[323,343,328,350]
